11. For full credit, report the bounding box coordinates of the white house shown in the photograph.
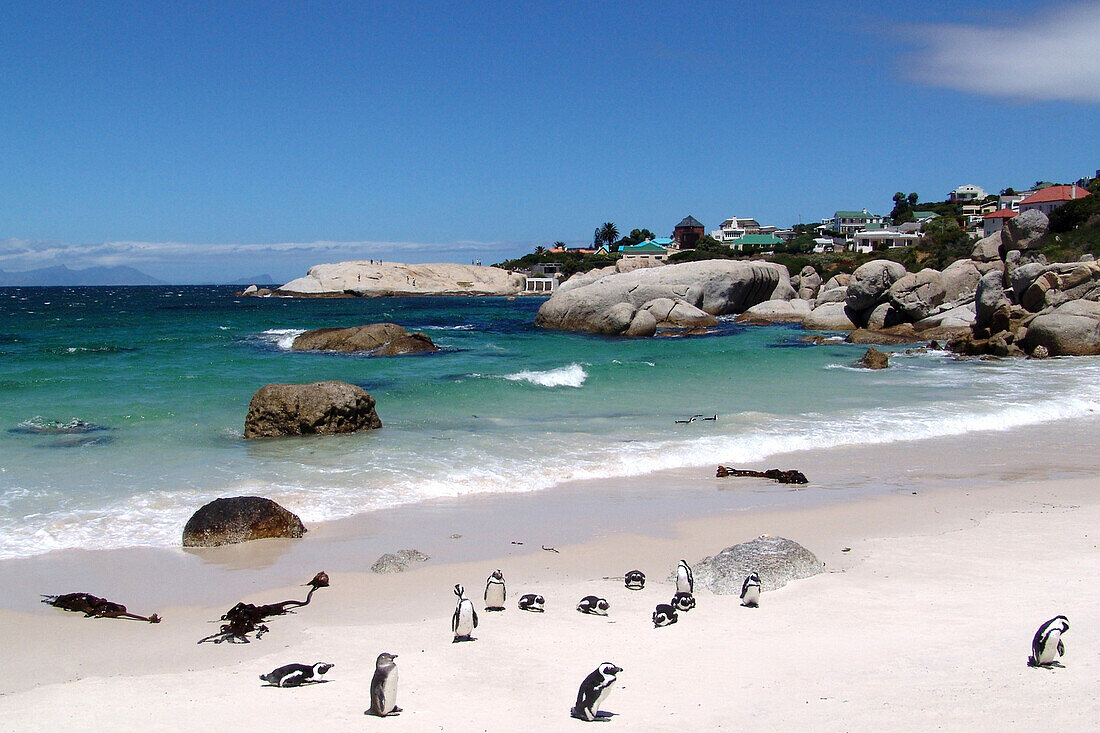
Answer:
[982,209,1017,238]
[1018,185,1091,217]
[949,184,987,202]
[852,229,921,252]
[710,216,776,244]
[832,209,885,236]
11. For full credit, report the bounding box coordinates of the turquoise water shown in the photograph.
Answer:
[2,285,1099,558]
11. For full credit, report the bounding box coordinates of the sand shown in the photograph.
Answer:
[1,424,1098,731]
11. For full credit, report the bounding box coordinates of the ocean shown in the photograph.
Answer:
[2,285,1099,560]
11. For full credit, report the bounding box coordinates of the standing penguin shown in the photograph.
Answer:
[484,569,506,611]
[675,559,694,594]
[1028,615,1070,667]
[571,662,622,721]
[624,570,646,591]
[740,572,761,608]
[452,584,478,642]
[259,662,333,687]
[366,653,401,716]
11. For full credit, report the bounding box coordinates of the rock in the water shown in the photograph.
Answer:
[802,302,857,331]
[738,299,812,324]
[371,549,430,573]
[865,302,904,331]
[858,347,890,369]
[292,323,438,355]
[846,260,908,312]
[183,496,306,547]
[1024,300,1100,356]
[690,536,823,594]
[278,261,525,297]
[244,381,382,438]
[1001,209,1049,251]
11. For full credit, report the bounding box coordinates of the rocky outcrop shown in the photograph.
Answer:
[535,260,786,336]
[858,347,890,369]
[940,259,983,303]
[974,270,1011,329]
[1024,300,1100,356]
[1001,209,1049,251]
[971,232,1003,263]
[236,285,273,297]
[291,323,438,355]
[371,549,430,573]
[690,536,823,594]
[244,381,382,438]
[888,269,946,321]
[738,299,812,324]
[278,261,525,297]
[796,266,823,300]
[846,260,908,312]
[802,302,857,331]
[182,496,306,547]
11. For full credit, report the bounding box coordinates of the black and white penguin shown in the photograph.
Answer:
[451,584,478,642]
[671,591,696,612]
[518,593,545,612]
[484,569,506,611]
[652,603,678,627]
[1028,615,1070,667]
[740,572,761,608]
[675,559,694,594]
[624,570,646,591]
[259,662,333,687]
[571,662,622,721]
[366,652,401,716]
[576,595,610,616]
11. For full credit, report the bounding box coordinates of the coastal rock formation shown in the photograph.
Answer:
[244,381,382,438]
[1002,209,1049,251]
[278,261,525,297]
[690,536,823,594]
[291,323,438,355]
[371,549,430,573]
[802,302,856,330]
[796,266,823,300]
[183,496,306,547]
[858,347,890,369]
[535,260,786,336]
[738,299,812,324]
[888,269,946,321]
[846,260,908,312]
[1023,300,1100,356]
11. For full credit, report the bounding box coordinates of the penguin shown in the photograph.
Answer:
[624,570,646,591]
[671,591,696,612]
[652,603,678,627]
[259,662,333,687]
[1028,615,1070,667]
[366,652,401,716]
[571,662,622,721]
[740,572,761,608]
[576,595,610,616]
[451,584,478,642]
[675,559,694,594]
[518,593,545,612]
[484,569,506,611]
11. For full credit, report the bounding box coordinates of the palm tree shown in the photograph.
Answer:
[598,222,619,248]
[534,245,546,256]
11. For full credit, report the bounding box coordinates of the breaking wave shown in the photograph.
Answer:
[502,363,587,388]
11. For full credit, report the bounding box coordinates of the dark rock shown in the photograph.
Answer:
[371,549,430,573]
[244,381,382,438]
[291,323,438,355]
[183,496,306,547]
[716,466,808,484]
[845,327,921,346]
[690,536,823,594]
[858,347,889,369]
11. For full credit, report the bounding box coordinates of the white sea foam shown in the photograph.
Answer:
[257,328,306,350]
[502,363,587,388]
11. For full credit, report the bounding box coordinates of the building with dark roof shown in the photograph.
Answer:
[673,216,704,248]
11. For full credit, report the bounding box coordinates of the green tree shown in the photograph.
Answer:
[534,245,547,256]
[598,222,619,248]
[890,191,917,224]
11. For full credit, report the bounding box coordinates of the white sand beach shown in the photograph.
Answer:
[1,423,1097,731]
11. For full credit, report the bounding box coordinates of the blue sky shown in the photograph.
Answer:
[1,1,1098,283]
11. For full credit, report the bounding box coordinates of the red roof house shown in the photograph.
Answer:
[1018,185,1091,216]
[982,209,1017,237]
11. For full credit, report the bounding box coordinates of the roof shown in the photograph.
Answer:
[675,215,704,229]
[911,211,939,220]
[620,241,668,253]
[835,210,881,219]
[729,234,783,245]
[1019,185,1091,205]
[651,237,674,245]
[983,209,1018,220]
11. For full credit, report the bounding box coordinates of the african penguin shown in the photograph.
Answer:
[671,591,696,612]
[652,603,678,627]
[259,662,333,687]
[366,652,401,716]
[624,570,646,591]
[484,569,506,611]
[1028,615,1070,667]
[571,662,622,722]
[576,595,610,616]
[518,593,545,612]
[675,559,694,594]
[451,584,478,642]
[740,572,761,608]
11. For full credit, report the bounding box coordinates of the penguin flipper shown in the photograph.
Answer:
[451,607,459,633]
[472,608,479,628]
[1057,640,1065,655]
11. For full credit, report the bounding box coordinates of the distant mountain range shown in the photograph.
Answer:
[0,265,166,286]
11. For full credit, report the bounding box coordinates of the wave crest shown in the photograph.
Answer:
[503,363,587,388]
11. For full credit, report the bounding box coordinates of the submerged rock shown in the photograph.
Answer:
[244,381,382,438]
[691,536,823,594]
[292,323,438,355]
[183,496,306,547]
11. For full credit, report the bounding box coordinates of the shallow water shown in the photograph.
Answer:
[2,285,1099,558]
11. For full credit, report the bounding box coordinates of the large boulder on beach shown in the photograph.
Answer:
[1001,209,1049,251]
[535,260,786,335]
[802,301,857,330]
[888,268,946,321]
[940,259,983,303]
[971,232,1003,263]
[690,536,823,594]
[292,323,438,355]
[975,270,1011,328]
[738,299,812,324]
[846,260,908,312]
[1023,300,1100,356]
[797,266,823,300]
[244,381,382,438]
[182,496,306,547]
[278,261,525,297]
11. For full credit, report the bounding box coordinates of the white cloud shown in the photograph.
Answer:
[903,3,1100,103]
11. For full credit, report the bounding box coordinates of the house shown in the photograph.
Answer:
[948,184,987,202]
[852,229,921,252]
[812,238,838,254]
[982,209,1017,238]
[1018,185,1092,217]
[998,192,1032,212]
[710,216,778,244]
[912,211,939,224]
[619,238,674,263]
[727,234,783,252]
[673,216,705,249]
[832,209,885,236]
